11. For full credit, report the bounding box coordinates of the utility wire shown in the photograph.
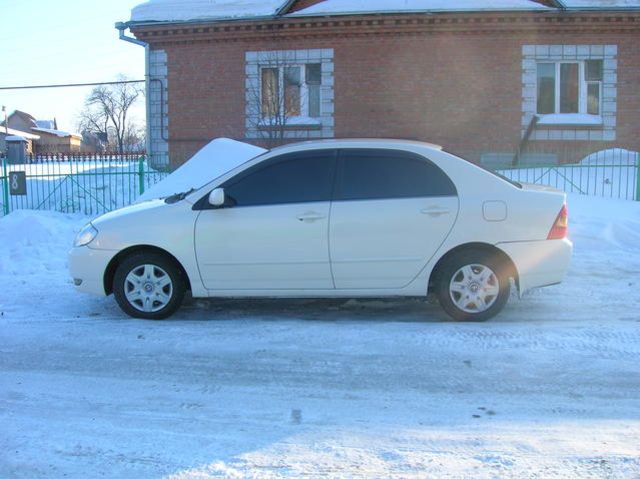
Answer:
[0,80,145,91]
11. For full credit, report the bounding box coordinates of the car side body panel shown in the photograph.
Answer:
[68,139,572,302]
[329,196,459,289]
[86,199,208,297]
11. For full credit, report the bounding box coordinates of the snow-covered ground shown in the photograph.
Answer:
[1,194,639,478]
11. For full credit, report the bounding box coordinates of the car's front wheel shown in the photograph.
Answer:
[113,253,186,319]
[435,251,511,322]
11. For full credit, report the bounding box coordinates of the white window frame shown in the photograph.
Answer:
[259,63,322,120]
[245,49,335,140]
[522,45,617,141]
[537,61,602,117]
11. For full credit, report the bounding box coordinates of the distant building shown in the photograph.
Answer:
[0,127,40,155]
[2,110,82,154]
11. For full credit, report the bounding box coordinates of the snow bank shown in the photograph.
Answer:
[137,138,266,202]
[579,148,639,166]
[0,209,84,277]
[131,0,285,23]
[568,193,640,251]
[289,0,551,16]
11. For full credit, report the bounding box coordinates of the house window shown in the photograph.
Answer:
[246,49,335,140]
[260,63,322,119]
[536,60,603,116]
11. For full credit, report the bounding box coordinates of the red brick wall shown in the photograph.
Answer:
[137,14,640,165]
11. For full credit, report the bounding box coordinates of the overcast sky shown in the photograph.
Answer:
[1,0,145,133]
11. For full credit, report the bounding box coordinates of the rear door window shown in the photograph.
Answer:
[336,149,457,200]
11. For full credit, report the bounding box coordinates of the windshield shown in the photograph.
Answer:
[138,138,268,203]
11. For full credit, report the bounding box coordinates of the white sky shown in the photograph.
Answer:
[1,0,145,133]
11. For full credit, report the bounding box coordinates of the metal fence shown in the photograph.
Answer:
[489,148,640,201]
[0,154,169,217]
[1,147,638,219]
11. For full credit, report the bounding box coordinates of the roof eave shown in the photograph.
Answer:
[125,5,640,30]
[287,8,555,18]
[125,14,280,29]
[562,6,640,10]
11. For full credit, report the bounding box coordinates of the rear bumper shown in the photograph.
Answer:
[68,246,118,296]
[497,238,573,296]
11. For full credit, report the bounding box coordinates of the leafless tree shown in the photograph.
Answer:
[78,77,143,154]
[122,122,146,152]
[246,51,305,146]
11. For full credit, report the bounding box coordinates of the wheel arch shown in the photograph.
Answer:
[103,245,192,295]
[428,242,519,293]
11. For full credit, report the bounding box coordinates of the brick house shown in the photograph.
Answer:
[121,0,640,167]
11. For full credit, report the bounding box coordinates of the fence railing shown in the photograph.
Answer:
[0,154,169,217]
[483,148,640,201]
[1,148,638,219]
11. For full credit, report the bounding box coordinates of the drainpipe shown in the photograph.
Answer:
[115,22,151,163]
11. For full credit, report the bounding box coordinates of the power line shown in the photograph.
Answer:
[0,80,145,91]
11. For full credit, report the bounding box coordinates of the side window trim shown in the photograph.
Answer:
[334,148,458,202]
[194,149,339,210]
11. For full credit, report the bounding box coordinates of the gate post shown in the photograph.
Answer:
[636,155,640,201]
[2,157,9,216]
[138,156,145,195]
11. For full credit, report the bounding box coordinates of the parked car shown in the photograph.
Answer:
[69,139,572,321]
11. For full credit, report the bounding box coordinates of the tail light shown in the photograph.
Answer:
[547,204,568,240]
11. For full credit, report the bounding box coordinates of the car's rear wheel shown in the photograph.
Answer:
[435,251,510,322]
[113,253,186,319]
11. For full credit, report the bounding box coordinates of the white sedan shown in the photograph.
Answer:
[69,139,572,321]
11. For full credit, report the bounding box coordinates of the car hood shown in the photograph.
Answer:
[91,198,169,228]
[137,138,266,202]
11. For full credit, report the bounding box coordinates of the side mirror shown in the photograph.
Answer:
[208,188,226,207]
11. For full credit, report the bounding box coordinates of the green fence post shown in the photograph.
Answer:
[636,155,640,201]
[138,156,145,195]
[2,157,9,216]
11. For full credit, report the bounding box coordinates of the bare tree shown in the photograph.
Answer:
[246,51,317,146]
[78,77,142,154]
[122,122,146,152]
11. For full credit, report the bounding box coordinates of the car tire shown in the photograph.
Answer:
[113,252,186,320]
[435,251,511,322]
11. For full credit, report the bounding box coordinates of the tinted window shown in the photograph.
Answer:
[222,151,336,206]
[337,149,457,200]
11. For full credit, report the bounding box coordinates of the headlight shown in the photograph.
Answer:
[74,223,98,247]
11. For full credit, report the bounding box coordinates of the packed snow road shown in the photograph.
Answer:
[1,194,639,478]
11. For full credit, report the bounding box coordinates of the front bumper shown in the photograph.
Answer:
[497,238,573,296]
[68,246,118,296]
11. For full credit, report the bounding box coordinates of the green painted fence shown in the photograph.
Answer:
[495,149,640,201]
[1,149,638,219]
[0,155,169,217]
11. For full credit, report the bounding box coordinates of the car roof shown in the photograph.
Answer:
[269,138,444,154]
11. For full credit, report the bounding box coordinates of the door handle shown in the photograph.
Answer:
[296,212,326,222]
[421,207,450,217]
